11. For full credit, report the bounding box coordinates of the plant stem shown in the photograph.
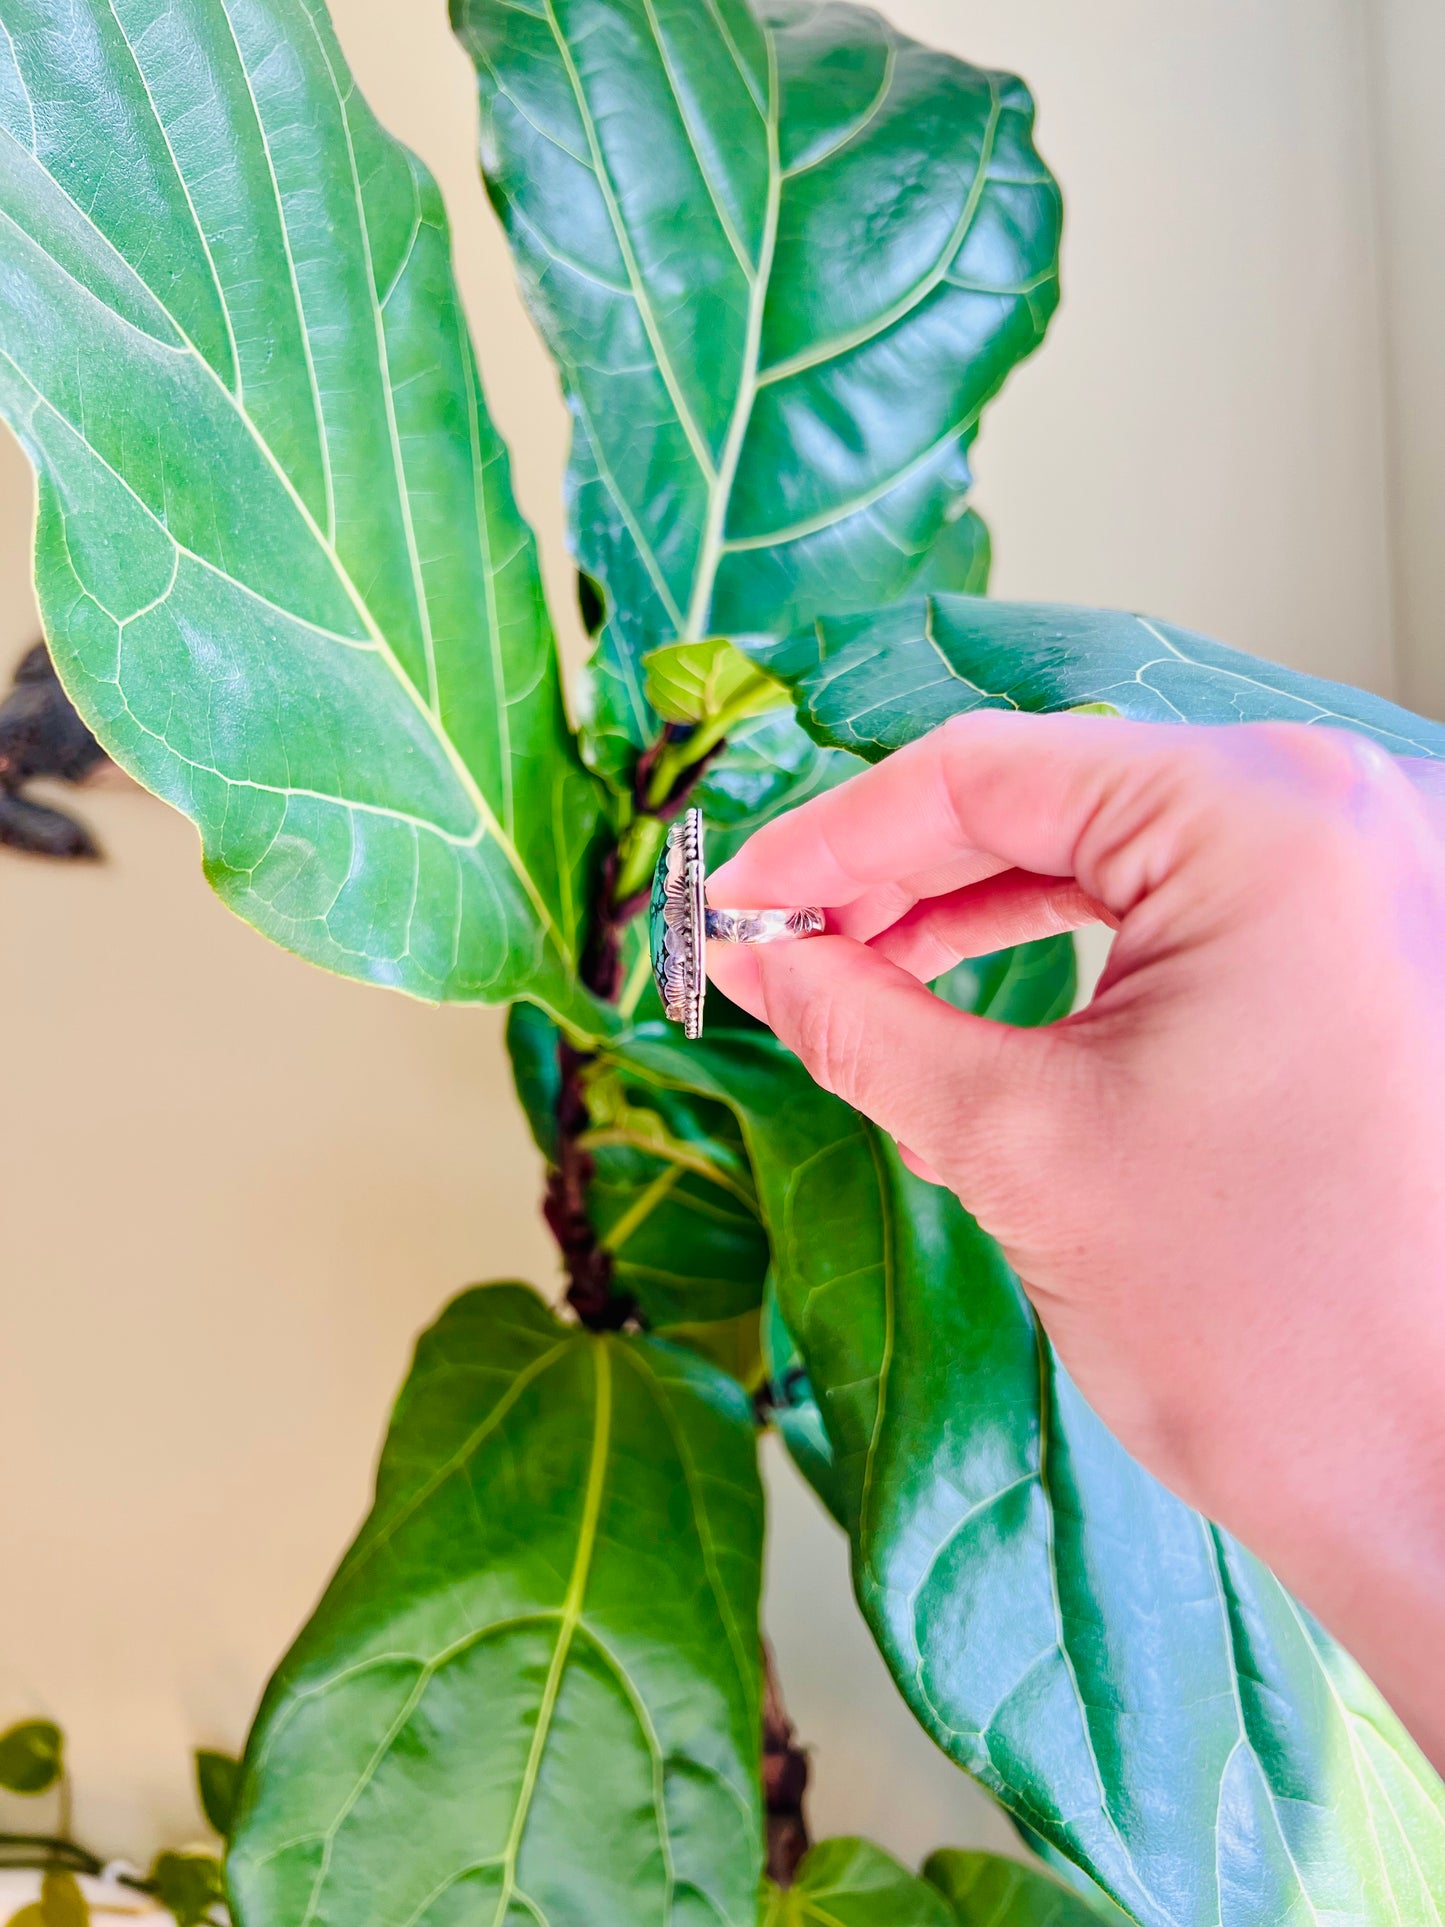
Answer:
[0,1833,102,1876]
[762,1644,810,1887]
[548,720,726,1328]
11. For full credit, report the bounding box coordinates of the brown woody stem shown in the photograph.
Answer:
[763,1643,810,1887]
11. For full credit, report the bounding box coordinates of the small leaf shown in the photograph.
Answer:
[924,1848,1109,1925]
[194,1749,241,1841]
[771,1839,952,1926]
[642,639,788,728]
[0,1720,63,1795]
[38,1873,88,1927]
[504,1000,563,1163]
[148,1853,225,1927]
[909,508,992,598]
[7,1906,47,1926]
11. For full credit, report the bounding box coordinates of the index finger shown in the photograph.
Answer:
[708,709,1187,911]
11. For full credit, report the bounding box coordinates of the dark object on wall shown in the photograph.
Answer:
[0,643,108,860]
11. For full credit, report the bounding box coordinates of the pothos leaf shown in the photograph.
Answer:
[0,0,605,1026]
[148,1854,224,1927]
[194,1748,240,1841]
[453,0,1061,782]
[761,1838,952,1927]
[228,1282,765,1927]
[749,594,1445,761]
[611,1024,1445,1926]
[0,1720,62,1796]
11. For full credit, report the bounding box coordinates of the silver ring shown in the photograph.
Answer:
[649,807,824,1038]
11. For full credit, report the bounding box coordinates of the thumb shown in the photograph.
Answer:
[709,933,1062,1211]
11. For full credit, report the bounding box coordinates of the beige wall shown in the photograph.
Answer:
[1370,0,1445,716]
[0,0,1429,1871]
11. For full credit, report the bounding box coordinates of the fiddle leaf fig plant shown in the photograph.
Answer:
[3,1,1445,1924]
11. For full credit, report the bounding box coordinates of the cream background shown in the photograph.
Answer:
[0,0,1438,1872]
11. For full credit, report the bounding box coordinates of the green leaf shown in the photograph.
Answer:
[0,1721,62,1795]
[612,1025,1445,1926]
[453,0,1061,779]
[923,1849,1108,1926]
[228,1282,764,1927]
[642,638,788,729]
[761,1278,844,1527]
[762,1839,952,1927]
[933,934,1076,1027]
[0,0,605,1025]
[505,998,564,1162]
[760,938,1072,1526]
[193,1749,240,1841]
[583,1060,768,1340]
[908,507,992,597]
[37,1875,87,1927]
[750,594,1445,761]
[148,1853,224,1927]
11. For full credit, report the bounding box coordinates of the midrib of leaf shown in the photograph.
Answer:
[682,22,780,641]
[457,310,516,841]
[541,0,716,484]
[213,0,335,541]
[1202,1526,1324,1927]
[1,20,571,960]
[600,1160,684,1252]
[1032,1324,1157,1925]
[626,1344,757,1711]
[640,0,753,281]
[491,1339,613,1927]
[855,1128,896,1557]
[583,1126,756,1206]
[103,0,242,400]
[306,8,441,718]
[0,13,36,152]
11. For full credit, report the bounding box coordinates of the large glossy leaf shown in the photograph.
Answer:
[0,0,604,1023]
[452,0,1061,781]
[924,1849,1110,1926]
[750,594,1445,761]
[229,1282,764,1927]
[761,931,1074,1524]
[761,1839,952,1927]
[613,1024,1445,1926]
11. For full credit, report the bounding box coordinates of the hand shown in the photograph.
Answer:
[707,712,1445,1766]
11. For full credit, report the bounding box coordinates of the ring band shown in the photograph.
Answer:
[703,906,825,944]
[649,808,823,1038]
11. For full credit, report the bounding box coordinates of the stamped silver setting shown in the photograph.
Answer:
[649,808,823,1039]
